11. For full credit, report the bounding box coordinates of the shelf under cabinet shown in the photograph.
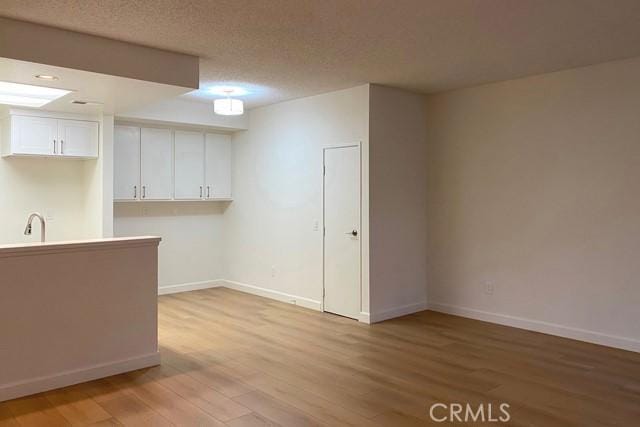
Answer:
[114,198,233,203]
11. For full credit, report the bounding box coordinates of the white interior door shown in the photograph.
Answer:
[141,128,173,200]
[323,145,361,319]
[205,133,232,199]
[58,119,99,158]
[114,126,141,200]
[12,116,58,155]
[174,131,205,200]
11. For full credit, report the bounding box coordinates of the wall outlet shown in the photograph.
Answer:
[271,265,277,277]
[142,207,149,217]
[484,282,495,295]
[313,220,319,231]
[45,210,55,221]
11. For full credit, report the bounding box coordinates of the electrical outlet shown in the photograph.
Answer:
[271,265,277,277]
[45,210,55,221]
[142,207,149,217]
[313,220,319,231]
[484,282,495,295]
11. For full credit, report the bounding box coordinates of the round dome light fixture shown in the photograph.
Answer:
[214,89,244,116]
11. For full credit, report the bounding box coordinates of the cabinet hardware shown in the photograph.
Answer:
[133,185,137,199]
[142,186,146,199]
[207,186,210,198]
[200,186,203,198]
[60,140,64,155]
[53,139,56,154]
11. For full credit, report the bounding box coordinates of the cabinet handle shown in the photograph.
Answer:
[142,186,146,199]
[60,140,64,155]
[133,185,137,199]
[53,139,56,154]
[200,186,203,198]
[207,186,210,198]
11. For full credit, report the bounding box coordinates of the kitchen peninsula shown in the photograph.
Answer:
[0,236,161,402]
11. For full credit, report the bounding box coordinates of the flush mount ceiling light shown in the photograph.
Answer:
[35,74,59,81]
[214,89,244,116]
[207,86,249,96]
[0,81,71,108]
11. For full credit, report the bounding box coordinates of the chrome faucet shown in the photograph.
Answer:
[24,212,46,243]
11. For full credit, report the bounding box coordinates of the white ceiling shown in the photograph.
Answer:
[2,0,640,109]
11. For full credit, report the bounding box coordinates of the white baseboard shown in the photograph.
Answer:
[369,301,428,323]
[0,352,160,402]
[158,280,222,295]
[358,312,371,324]
[429,302,640,353]
[219,280,322,311]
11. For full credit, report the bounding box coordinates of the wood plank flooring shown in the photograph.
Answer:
[1,287,639,426]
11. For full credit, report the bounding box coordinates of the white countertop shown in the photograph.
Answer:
[0,236,161,257]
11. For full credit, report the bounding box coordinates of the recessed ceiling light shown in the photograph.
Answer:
[71,100,103,106]
[0,81,71,108]
[35,74,59,81]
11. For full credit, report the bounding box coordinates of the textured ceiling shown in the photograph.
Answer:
[2,0,640,108]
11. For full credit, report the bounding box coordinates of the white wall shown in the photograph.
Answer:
[369,85,428,319]
[118,98,249,131]
[83,114,114,238]
[110,120,234,291]
[0,111,110,244]
[425,56,640,351]
[114,202,228,289]
[224,85,370,311]
[0,156,90,244]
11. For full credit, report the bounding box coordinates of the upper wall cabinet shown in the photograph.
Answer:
[114,125,232,202]
[114,126,141,201]
[140,128,173,200]
[174,131,205,200]
[205,133,232,199]
[1,114,99,159]
[57,119,99,158]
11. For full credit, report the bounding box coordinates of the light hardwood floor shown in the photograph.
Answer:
[1,287,639,426]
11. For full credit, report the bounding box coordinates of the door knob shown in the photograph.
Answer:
[345,230,358,236]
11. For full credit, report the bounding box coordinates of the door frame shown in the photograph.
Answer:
[321,142,363,317]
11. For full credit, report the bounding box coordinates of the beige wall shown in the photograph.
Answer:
[225,85,370,313]
[114,202,228,289]
[0,113,112,245]
[425,57,640,351]
[369,85,428,317]
[0,156,91,244]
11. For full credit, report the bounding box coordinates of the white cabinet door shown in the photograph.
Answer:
[114,126,141,200]
[11,116,58,155]
[174,131,204,200]
[58,119,99,158]
[205,133,232,199]
[141,128,173,200]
